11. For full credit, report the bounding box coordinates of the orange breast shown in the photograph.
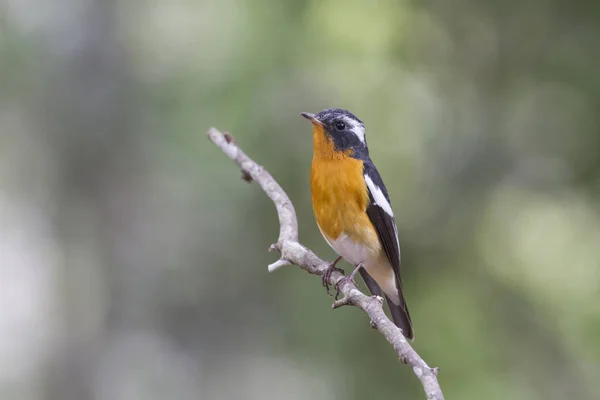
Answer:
[310,125,380,252]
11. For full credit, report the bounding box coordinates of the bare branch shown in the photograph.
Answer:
[207,127,445,400]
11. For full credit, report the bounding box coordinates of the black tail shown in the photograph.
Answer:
[359,269,414,340]
[385,295,414,341]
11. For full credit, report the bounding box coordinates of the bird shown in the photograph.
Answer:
[301,108,414,340]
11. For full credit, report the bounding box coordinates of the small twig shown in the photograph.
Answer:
[332,297,352,309]
[207,127,445,400]
[241,170,253,182]
[223,131,235,143]
[267,259,292,272]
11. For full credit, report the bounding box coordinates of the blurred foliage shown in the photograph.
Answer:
[1,0,599,399]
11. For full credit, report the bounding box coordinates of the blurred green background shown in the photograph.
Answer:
[1,0,599,399]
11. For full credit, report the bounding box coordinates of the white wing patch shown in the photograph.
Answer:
[341,115,366,144]
[393,223,401,263]
[364,174,394,217]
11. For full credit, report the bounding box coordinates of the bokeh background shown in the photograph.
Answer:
[2,0,600,399]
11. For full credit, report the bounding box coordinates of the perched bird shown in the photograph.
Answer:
[301,108,414,340]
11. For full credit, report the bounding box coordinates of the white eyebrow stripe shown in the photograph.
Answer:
[364,174,394,217]
[341,116,366,144]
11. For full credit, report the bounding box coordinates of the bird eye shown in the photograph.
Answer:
[335,121,345,130]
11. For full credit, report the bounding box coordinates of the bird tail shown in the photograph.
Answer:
[359,269,414,340]
[385,294,414,341]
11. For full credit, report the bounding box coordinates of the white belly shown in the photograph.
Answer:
[322,230,399,304]
[327,233,372,266]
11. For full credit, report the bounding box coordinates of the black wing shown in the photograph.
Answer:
[363,161,401,277]
[363,160,414,339]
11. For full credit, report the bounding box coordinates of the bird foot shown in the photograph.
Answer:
[332,263,363,300]
[322,256,344,295]
[333,277,356,300]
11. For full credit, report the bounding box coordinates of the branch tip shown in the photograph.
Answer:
[268,259,291,273]
[268,243,280,252]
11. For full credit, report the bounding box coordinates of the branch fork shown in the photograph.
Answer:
[207,127,444,400]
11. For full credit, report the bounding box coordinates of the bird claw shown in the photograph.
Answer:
[333,275,357,300]
[332,262,363,300]
[322,256,343,295]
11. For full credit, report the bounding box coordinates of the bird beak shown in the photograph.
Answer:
[301,112,324,127]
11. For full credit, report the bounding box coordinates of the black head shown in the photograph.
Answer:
[301,108,368,159]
